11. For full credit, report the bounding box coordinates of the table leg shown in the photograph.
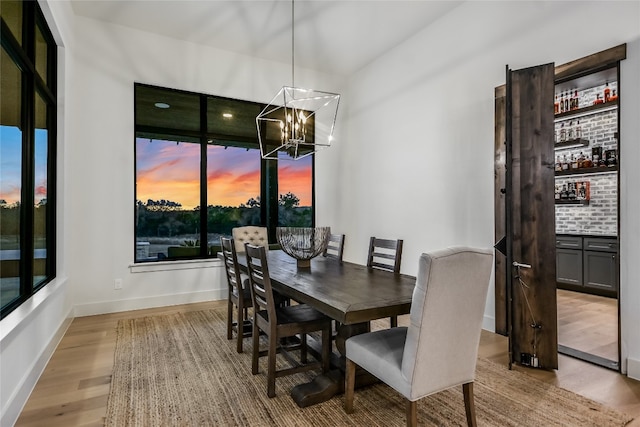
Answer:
[290,321,374,408]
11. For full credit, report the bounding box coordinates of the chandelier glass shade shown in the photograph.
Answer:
[256,86,340,160]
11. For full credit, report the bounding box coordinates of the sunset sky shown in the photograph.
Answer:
[1,126,48,205]
[136,138,312,209]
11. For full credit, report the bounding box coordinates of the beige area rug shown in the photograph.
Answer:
[105,308,633,426]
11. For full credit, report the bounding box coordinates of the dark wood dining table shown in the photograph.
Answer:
[235,249,416,407]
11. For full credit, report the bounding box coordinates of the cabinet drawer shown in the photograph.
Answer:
[556,235,582,249]
[583,237,617,252]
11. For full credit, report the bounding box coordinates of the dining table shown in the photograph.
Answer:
[234,249,416,407]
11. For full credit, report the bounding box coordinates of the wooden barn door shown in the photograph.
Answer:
[497,63,558,369]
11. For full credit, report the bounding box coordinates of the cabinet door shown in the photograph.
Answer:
[556,249,583,285]
[583,251,617,292]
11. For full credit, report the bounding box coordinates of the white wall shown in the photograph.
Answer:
[620,36,640,379]
[316,1,640,374]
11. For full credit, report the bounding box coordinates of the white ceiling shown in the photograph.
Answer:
[69,0,463,76]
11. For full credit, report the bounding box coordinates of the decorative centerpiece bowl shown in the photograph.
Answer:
[276,227,331,268]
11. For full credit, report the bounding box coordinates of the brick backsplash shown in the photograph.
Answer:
[554,82,618,236]
[555,172,618,235]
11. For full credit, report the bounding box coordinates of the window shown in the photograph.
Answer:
[134,84,315,262]
[1,1,57,318]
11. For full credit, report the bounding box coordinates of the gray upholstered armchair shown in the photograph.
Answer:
[344,247,493,427]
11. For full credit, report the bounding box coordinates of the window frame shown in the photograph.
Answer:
[1,1,57,319]
[133,83,315,263]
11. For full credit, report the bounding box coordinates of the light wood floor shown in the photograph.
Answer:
[557,289,618,361]
[15,301,640,427]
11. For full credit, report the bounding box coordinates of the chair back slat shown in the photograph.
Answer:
[401,247,493,399]
[221,237,242,296]
[367,237,403,273]
[323,233,345,261]
[245,243,276,320]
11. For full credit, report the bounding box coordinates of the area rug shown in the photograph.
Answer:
[105,308,633,426]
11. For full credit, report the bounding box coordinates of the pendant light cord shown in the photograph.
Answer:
[291,0,295,88]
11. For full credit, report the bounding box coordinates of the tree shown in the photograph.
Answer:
[246,197,260,208]
[279,192,300,209]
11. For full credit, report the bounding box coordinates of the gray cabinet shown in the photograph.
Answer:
[583,237,617,292]
[556,235,617,297]
[557,248,583,285]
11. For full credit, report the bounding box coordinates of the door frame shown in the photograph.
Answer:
[494,44,626,370]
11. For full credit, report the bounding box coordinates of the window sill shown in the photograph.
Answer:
[129,258,221,273]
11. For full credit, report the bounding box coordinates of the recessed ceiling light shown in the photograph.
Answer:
[154,102,170,109]
[222,113,233,118]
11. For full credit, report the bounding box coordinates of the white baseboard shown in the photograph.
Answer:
[1,310,73,427]
[73,289,227,317]
[627,357,640,381]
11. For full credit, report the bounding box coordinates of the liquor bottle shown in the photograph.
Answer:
[567,121,574,140]
[555,185,561,200]
[560,92,565,113]
[568,182,577,199]
[562,154,569,170]
[564,91,569,112]
[577,151,585,168]
[594,94,604,105]
[575,120,582,139]
[610,89,618,102]
[573,90,579,109]
[554,94,560,114]
[559,123,566,142]
[604,82,611,102]
[555,155,562,171]
[560,184,568,199]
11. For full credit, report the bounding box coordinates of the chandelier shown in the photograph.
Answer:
[256,0,340,160]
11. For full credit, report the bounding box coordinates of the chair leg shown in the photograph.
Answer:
[251,320,260,375]
[236,306,244,353]
[390,315,398,328]
[463,382,477,427]
[227,300,233,340]
[267,332,278,398]
[344,359,356,413]
[406,400,417,427]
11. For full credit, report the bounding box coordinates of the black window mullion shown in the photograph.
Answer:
[199,95,208,257]
[20,1,35,296]
[263,158,278,244]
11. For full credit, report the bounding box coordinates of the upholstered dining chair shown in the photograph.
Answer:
[220,237,252,353]
[245,243,332,398]
[232,226,270,254]
[367,236,403,327]
[323,233,346,262]
[344,247,493,427]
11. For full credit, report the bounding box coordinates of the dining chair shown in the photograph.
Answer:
[323,233,345,262]
[233,226,291,306]
[245,243,332,398]
[344,247,493,427]
[367,236,403,327]
[232,226,270,254]
[220,237,252,353]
